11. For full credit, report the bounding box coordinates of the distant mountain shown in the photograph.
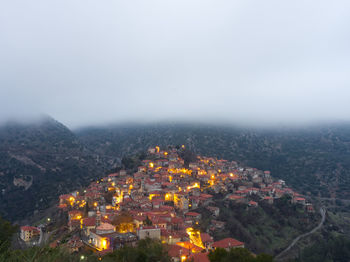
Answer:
[0,117,115,221]
[77,123,350,200]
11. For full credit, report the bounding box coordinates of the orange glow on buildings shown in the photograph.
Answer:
[187,183,200,191]
[168,168,192,175]
[165,193,173,201]
[186,227,204,249]
[101,238,108,250]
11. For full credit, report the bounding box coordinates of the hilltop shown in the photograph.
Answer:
[17,145,314,261]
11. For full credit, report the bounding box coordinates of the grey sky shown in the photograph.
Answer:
[1,0,349,128]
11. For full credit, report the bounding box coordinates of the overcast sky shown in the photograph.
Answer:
[0,0,349,128]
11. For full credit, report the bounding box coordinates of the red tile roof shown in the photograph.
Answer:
[212,238,244,249]
[168,244,189,258]
[200,233,213,243]
[185,212,201,217]
[21,226,39,232]
[82,217,96,227]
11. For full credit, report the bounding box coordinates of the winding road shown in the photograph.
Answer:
[275,207,326,261]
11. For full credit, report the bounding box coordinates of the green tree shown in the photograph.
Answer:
[0,216,17,253]
[103,238,171,262]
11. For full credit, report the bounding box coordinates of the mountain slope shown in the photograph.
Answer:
[0,117,112,221]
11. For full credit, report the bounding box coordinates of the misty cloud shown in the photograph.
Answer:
[0,0,349,128]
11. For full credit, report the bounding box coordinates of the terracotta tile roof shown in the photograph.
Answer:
[200,233,213,243]
[21,226,39,232]
[212,238,244,249]
[82,217,96,227]
[168,244,190,258]
[185,212,201,217]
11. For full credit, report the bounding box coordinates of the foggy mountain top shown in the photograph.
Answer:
[1,1,349,128]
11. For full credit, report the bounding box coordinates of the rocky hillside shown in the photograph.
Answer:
[77,123,350,200]
[0,117,115,221]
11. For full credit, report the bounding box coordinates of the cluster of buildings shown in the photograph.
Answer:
[21,145,314,261]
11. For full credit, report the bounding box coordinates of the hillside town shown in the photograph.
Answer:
[21,146,315,261]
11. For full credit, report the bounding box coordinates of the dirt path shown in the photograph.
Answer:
[275,207,326,261]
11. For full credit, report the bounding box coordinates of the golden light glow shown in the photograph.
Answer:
[164,152,168,156]
[165,193,172,201]
[68,196,75,206]
[101,239,107,250]
[149,193,160,200]
[79,200,86,207]
[155,146,160,153]
[168,168,192,175]
[187,182,200,191]
[94,202,98,207]
[211,175,215,179]
[186,227,204,249]
[117,223,134,233]
[181,255,187,262]
[128,184,133,194]
[168,175,173,182]
[198,169,207,175]
[149,162,154,168]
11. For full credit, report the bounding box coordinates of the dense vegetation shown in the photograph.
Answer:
[0,216,17,253]
[0,117,112,221]
[197,195,319,254]
[293,234,350,262]
[208,247,273,262]
[0,238,170,262]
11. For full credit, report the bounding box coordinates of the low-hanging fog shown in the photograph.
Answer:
[0,0,349,128]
